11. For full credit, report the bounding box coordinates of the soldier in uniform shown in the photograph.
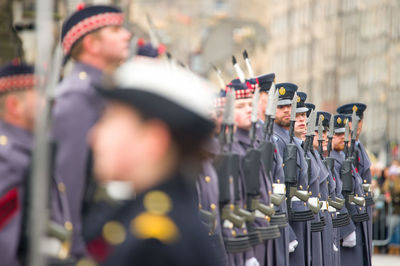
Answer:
[0,62,37,266]
[273,83,313,266]
[331,114,370,266]
[0,62,72,265]
[294,93,323,266]
[229,79,278,266]
[256,73,292,266]
[52,4,131,258]
[195,93,228,266]
[312,111,339,266]
[85,59,220,265]
[337,103,373,258]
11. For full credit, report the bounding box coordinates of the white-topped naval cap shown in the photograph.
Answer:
[113,58,216,120]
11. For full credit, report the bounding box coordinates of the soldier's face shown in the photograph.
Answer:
[333,132,345,151]
[275,104,291,128]
[294,112,307,140]
[312,130,328,151]
[234,98,252,130]
[90,102,173,193]
[97,26,132,66]
[22,89,37,131]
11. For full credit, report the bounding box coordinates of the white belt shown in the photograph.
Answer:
[273,183,286,195]
[292,196,301,202]
[308,197,319,206]
[328,206,336,212]
[320,201,328,211]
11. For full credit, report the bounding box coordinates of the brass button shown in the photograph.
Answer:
[265,216,271,222]
[58,182,66,193]
[277,179,280,184]
[198,203,202,209]
[210,203,216,211]
[0,135,7,146]
[102,221,126,245]
[243,229,247,234]
[268,190,272,195]
[299,185,303,190]
[144,191,172,215]
[79,71,87,80]
[230,204,234,211]
[65,221,73,231]
[359,207,362,211]
[205,176,211,183]
[231,230,237,237]
[229,177,233,183]
[318,193,321,198]
[364,179,367,183]
[304,202,307,206]
[282,163,285,167]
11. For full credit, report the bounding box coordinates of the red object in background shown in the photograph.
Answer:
[76,2,85,11]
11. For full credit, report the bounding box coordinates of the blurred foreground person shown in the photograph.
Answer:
[0,62,37,266]
[52,4,131,258]
[85,59,221,265]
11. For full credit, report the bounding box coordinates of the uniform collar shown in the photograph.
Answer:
[73,61,103,85]
[235,127,251,146]
[0,120,33,150]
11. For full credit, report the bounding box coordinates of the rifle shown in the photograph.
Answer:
[349,109,359,170]
[214,89,245,229]
[341,122,365,208]
[305,110,322,214]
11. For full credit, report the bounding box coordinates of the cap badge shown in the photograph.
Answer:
[279,87,286,95]
[297,96,301,102]
[320,115,324,121]
[337,117,342,124]
[353,105,358,112]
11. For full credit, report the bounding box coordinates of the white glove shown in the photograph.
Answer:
[342,231,356,247]
[245,257,260,266]
[333,243,338,252]
[288,240,298,253]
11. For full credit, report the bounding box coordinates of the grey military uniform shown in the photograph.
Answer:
[307,151,323,266]
[196,139,228,266]
[330,150,370,266]
[52,62,106,257]
[355,141,373,258]
[232,128,273,266]
[314,152,338,266]
[274,124,311,266]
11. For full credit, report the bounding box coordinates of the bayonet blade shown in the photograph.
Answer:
[227,90,236,126]
[345,120,350,142]
[251,87,260,123]
[290,92,297,122]
[351,109,358,140]
[271,86,278,119]
[318,115,324,141]
[310,110,317,136]
[146,13,160,48]
[328,115,334,138]
[211,64,226,91]
[265,83,275,117]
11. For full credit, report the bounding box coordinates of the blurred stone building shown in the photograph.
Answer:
[265,0,400,161]
[5,0,400,161]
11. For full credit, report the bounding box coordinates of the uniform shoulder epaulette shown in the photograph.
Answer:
[131,190,180,244]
